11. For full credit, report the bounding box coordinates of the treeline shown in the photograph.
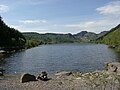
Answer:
[23,32,42,48]
[23,31,108,48]
[0,16,26,51]
[23,32,81,48]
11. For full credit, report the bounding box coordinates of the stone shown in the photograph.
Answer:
[37,71,48,81]
[20,73,37,83]
[0,67,5,76]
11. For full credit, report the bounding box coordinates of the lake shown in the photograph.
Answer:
[0,44,120,74]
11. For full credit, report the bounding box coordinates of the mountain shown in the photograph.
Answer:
[97,31,108,38]
[74,31,97,42]
[23,31,99,47]
[74,31,88,37]
[97,24,120,52]
[23,32,80,44]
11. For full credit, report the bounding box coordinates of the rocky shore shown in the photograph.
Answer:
[0,62,120,90]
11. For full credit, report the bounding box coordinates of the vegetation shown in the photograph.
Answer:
[23,32,81,48]
[23,32,80,44]
[0,16,26,51]
[23,31,100,47]
[22,32,41,48]
[97,24,120,52]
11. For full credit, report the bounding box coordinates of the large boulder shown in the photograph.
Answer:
[20,73,37,83]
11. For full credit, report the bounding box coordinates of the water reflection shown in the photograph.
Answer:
[116,52,120,62]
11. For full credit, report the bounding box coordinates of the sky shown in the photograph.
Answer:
[0,0,120,34]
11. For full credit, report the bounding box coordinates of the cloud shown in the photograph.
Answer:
[64,1,120,33]
[19,20,48,24]
[64,17,120,33]
[0,5,9,13]
[96,1,120,15]
[9,24,48,32]
[21,27,48,31]
[65,21,95,28]
[12,26,49,33]
[65,19,112,28]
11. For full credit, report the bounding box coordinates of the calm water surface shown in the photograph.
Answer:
[0,44,120,74]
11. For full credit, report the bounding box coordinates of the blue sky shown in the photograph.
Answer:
[0,0,120,34]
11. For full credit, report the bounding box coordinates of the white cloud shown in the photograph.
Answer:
[64,1,120,33]
[21,27,48,31]
[9,24,48,33]
[0,5,9,13]
[19,20,48,24]
[96,1,120,15]
[65,21,95,28]
[64,17,120,33]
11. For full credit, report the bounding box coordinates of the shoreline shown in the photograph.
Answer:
[0,62,120,90]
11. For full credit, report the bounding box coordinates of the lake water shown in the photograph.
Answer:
[0,44,120,74]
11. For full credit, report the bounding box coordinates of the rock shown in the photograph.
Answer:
[105,62,120,74]
[0,67,5,76]
[37,71,48,81]
[20,73,37,83]
[55,71,72,76]
[0,72,3,76]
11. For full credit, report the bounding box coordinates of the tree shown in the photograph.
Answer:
[0,16,26,49]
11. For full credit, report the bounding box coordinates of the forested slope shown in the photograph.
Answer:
[0,16,26,51]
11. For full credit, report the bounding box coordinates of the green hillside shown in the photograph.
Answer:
[97,24,120,52]
[23,32,81,48]
[23,31,106,48]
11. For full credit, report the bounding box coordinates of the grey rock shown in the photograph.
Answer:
[0,67,5,76]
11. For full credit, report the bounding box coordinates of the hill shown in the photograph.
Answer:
[97,24,120,52]
[0,16,26,51]
[23,31,99,47]
[23,32,80,48]
[74,31,98,42]
[23,30,110,48]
